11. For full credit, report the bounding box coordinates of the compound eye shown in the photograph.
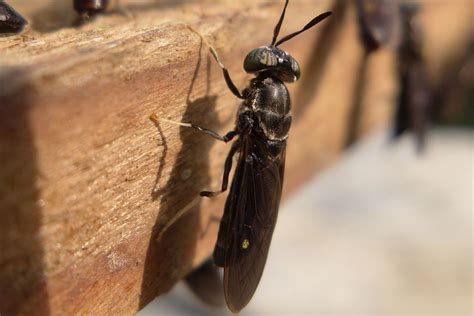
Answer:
[258,49,278,67]
[244,47,278,73]
[290,58,300,80]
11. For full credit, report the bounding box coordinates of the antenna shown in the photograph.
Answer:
[275,11,332,46]
[271,0,290,45]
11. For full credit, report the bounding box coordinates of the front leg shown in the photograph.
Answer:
[208,46,244,99]
[186,26,244,99]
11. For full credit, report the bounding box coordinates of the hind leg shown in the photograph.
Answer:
[200,141,239,197]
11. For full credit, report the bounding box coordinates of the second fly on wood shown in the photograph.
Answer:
[150,0,331,312]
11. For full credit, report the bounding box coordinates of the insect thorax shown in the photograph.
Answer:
[240,76,292,142]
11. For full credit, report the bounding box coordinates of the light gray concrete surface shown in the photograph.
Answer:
[139,128,473,316]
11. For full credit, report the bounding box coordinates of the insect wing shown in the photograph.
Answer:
[223,138,286,313]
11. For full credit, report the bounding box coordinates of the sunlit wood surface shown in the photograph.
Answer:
[0,0,471,315]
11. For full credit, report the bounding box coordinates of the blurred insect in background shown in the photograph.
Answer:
[432,40,474,125]
[151,0,331,312]
[394,3,432,151]
[346,0,401,147]
[0,0,27,33]
[356,0,401,52]
[74,0,109,20]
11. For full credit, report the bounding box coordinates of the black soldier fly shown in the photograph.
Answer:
[356,0,400,52]
[0,1,27,33]
[74,0,109,19]
[346,0,401,147]
[394,3,431,151]
[150,0,331,312]
[73,0,127,24]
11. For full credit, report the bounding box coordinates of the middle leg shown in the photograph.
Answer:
[150,113,238,143]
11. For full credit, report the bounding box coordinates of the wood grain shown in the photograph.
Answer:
[0,0,471,315]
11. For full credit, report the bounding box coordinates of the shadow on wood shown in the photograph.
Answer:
[0,80,50,315]
[140,40,221,308]
[293,0,347,121]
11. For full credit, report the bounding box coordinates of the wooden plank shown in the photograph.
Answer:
[0,0,471,315]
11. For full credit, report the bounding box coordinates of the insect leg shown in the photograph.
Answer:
[187,26,244,99]
[186,123,237,143]
[208,46,244,99]
[201,141,240,197]
[150,113,237,143]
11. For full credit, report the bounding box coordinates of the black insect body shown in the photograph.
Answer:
[394,3,431,151]
[346,0,401,147]
[209,72,291,313]
[73,0,109,19]
[0,1,27,33]
[356,0,401,51]
[151,2,331,312]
